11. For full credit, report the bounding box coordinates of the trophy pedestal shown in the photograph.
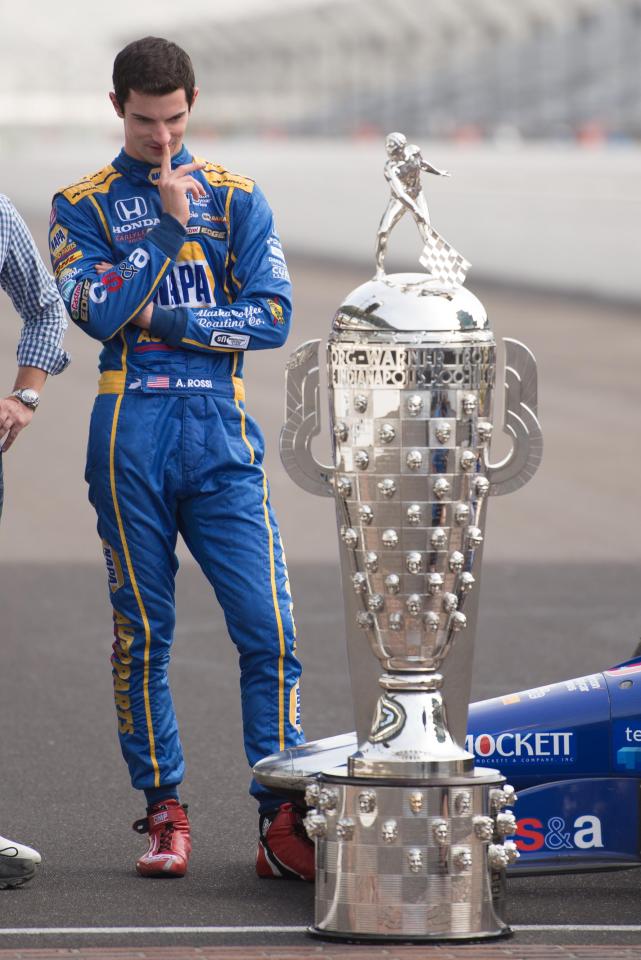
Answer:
[348,673,474,779]
[306,769,512,942]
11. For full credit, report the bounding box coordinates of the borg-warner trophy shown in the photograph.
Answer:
[254,133,543,941]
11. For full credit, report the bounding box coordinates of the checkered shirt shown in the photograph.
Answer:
[0,194,70,375]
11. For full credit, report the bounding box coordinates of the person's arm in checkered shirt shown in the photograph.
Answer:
[0,194,70,452]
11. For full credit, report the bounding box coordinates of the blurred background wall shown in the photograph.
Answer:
[0,0,639,565]
[4,0,641,140]
[1,0,639,300]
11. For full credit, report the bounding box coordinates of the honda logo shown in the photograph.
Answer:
[115,196,148,222]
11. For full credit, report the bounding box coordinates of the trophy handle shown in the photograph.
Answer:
[485,338,543,497]
[279,339,335,498]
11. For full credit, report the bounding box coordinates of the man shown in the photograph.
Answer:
[375,132,450,279]
[50,36,313,881]
[0,193,70,888]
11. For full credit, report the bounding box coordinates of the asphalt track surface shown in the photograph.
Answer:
[1,250,641,950]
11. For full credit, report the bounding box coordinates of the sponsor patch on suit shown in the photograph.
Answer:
[102,540,124,592]
[210,331,250,350]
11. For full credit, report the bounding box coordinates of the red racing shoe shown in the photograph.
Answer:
[133,799,191,878]
[256,802,315,881]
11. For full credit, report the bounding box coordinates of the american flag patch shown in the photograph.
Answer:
[146,375,170,389]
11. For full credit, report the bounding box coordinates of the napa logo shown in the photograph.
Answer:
[102,540,124,593]
[49,223,68,256]
[155,244,215,309]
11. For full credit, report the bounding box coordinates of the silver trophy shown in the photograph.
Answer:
[255,133,542,941]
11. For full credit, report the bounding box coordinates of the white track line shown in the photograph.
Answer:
[0,927,307,935]
[1,924,641,935]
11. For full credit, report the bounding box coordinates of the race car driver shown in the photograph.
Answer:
[49,36,313,881]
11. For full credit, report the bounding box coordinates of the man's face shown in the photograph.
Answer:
[386,136,405,158]
[110,88,198,164]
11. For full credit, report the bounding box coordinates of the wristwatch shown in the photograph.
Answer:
[11,388,40,411]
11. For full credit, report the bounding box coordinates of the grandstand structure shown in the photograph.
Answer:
[180,0,641,139]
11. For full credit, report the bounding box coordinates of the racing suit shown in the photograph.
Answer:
[50,146,304,804]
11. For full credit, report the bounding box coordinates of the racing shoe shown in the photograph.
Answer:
[256,802,315,881]
[0,835,41,889]
[133,799,191,878]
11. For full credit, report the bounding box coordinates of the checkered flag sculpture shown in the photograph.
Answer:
[420,225,471,288]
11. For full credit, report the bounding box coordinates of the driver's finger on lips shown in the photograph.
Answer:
[160,142,172,179]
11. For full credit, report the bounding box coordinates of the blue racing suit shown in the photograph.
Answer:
[50,146,304,803]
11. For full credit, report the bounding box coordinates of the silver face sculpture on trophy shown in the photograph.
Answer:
[255,133,543,942]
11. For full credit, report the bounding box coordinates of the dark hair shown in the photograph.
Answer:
[113,37,196,109]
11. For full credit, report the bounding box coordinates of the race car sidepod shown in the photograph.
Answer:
[468,656,641,874]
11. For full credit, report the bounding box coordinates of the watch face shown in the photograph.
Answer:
[15,388,39,409]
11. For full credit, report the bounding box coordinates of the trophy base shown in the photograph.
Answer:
[308,770,511,942]
[348,751,473,780]
[307,923,512,944]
